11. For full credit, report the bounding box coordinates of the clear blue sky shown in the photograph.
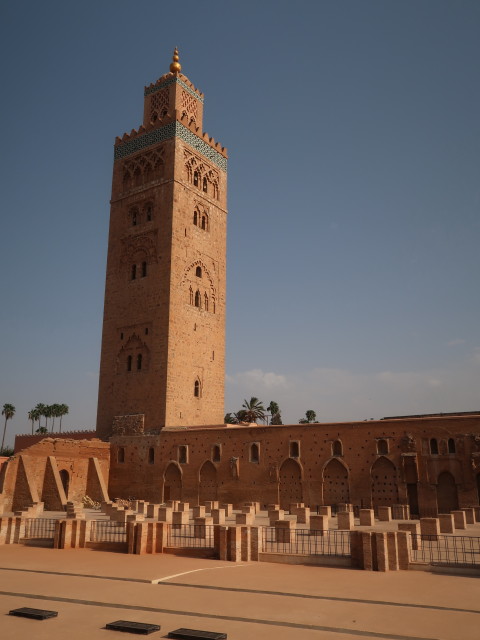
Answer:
[1,1,479,444]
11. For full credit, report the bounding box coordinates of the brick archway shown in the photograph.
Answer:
[199,460,218,503]
[322,458,349,506]
[279,459,302,509]
[371,457,398,507]
[436,471,458,513]
[164,462,182,501]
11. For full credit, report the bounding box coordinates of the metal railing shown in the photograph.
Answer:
[261,528,351,557]
[166,524,215,548]
[411,534,480,567]
[23,518,57,539]
[90,520,127,543]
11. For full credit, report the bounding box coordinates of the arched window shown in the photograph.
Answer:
[201,215,207,230]
[193,171,199,187]
[194,379,200,397]
[250,443,260,463]
[189,286,193,305]
[290,441,299,458]
[332,440,343,456]
[204,293,209,311]
[132,210,138,226]
[193,211,198,225]
[131,264,137,280]
[377,439,388,455]
[137,353,142,370]
[202,177,208,193]
[148,447,155,464]
[212,445,221,462]
[430,438,439,455]
[448,438,456,454]
[142,261,147,277]
[194,290,201,308]
[127,355,132,372]
[118,447,125,463]
[145,204,152,221]
[178,445,187,464]
[195,266,202,277]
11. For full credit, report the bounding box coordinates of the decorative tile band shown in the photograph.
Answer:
[114,122,227,171]
[144,76,204,103]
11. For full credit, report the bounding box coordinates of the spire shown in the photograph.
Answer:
[170,47,181,74]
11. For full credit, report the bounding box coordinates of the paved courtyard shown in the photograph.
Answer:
[0,546,478,640]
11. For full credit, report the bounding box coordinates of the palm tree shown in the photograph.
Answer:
[1,403,16,454]
[299,409,317,424]
[35,403,47,429]
[35,426,48,435]
[224,413,238,424]
[58,404,69,433]
[50,404,60,432]
[28,409,36,435]
[267,401,281,425]
[241,397,266,424]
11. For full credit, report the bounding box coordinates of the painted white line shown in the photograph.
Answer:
[152,564,248,584]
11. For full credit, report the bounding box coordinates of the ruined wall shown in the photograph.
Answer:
[108,415,480,512]
[15,431,97,453]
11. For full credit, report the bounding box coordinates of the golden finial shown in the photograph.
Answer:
[170,47,181,74]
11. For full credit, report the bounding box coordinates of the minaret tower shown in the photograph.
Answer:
[96,50,227,438]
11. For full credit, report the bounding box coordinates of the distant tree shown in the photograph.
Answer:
[267,401,283,425]
[234,409,248,423]
[35,426,48,435]
[299,409,317,424]
[50,404,60,432]
[0,447,13,457]
[271,411,283,425]
[1,403,16,454]
[28,409,36,435]
[58,404,69,433]
[241,397,266,424]
[35,403,47,429]
[224,412,238,424]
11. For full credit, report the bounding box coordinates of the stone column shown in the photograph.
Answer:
[359,509,374,526]
[420,517,440,541]
[337,511,354,530]
[275,520,296,544]
[462,508,475,525]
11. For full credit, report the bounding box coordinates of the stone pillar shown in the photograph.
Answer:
[217,525,228,560]
[227,526,242,562]
[374,532,389,572]
[220,503,233,516]
[241,526,251,561]
[154,522,166,553]
[236,512,254,525]
[158,507,173,522]
[268,509,284,526]
[462,508,475,525]
[317,506,331,517]
[193,506,206,518]
[396,531,411,570]
[250,526,260,561]
[194,516,213,538]
[452,510,467,530]
[146,504,159,519]
[377,506,392,522]
[267,503,280,511]
[337,511,354,530]
[420,517,440,541]
[177,502,190,513]
[439,513,454,533]
[172,511,189,527]
[392,505,408,520]
[241,506,255,515]
[310,514,329,533]
[295,507,310,524]
[361,531,374,571]
[398,522,421,550]
[211,508,225,525]
[387,532,399,570]
[359,509,374,526]
[275,520,296,543]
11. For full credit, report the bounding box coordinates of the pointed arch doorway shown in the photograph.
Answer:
[199,461,218,503]
[164,463,182,501]
[436,471,458,513]
[322,458,349,506]
[279,459,302,509]
[371,457,398,507]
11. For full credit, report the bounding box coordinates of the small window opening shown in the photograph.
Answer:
[120,332,124,340]
[195,266,202,277]
[178,445,187,464]
[332,440,343,456]
[212,445,221,463]
[250,443,259,463]
[118,447,125,463]
[448,438,456,454]
[132,211,137,226]
[194,379,200,397]
[204,293,209,311]
[202,177,208,193]
[148,447,154,464]
[145,328,148,335]
[131,264,137,280]
[142,261,147,277]
[290,441,299,458]
[377,439,388,455]
[193,211,198,225]
[193,171,199,187]
[127,355,132,372]
[195,290,201,308]
[201,216,206,230]
[146,205,152,221]
[430,438,439,455]
[137,353,143,370]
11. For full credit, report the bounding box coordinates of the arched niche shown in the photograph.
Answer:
[371,456,398,507]
[279,458,302,509]
[199,460,218,503]
[436,471,458,513]
[322,458,349,506]
[164,462,182,502]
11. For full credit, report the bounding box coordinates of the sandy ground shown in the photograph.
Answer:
[0,546,479,640]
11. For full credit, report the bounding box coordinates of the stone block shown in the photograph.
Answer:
[439,513,454,533]
[211,508,225,525]
[158,507,173,523]
[236,512,254,525]
[337,511,354,530]
[295,507,310,524]
[452,510,467,530]
[220,503,233,516]
[146,504,159,519]
[177,502,190,513]
[193,506,206,518]
[172,511,189,526]
[377,506,392,522]
[310,514,328,533]
[241,506,255,515]
[462,508,475,525]
[275,519,296,543]
[268,509,284,526]
[420,517,440,541]
[193,516,213,538]
[359,509,374,526]
[398,522,421,549]
[317,506,331,517]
